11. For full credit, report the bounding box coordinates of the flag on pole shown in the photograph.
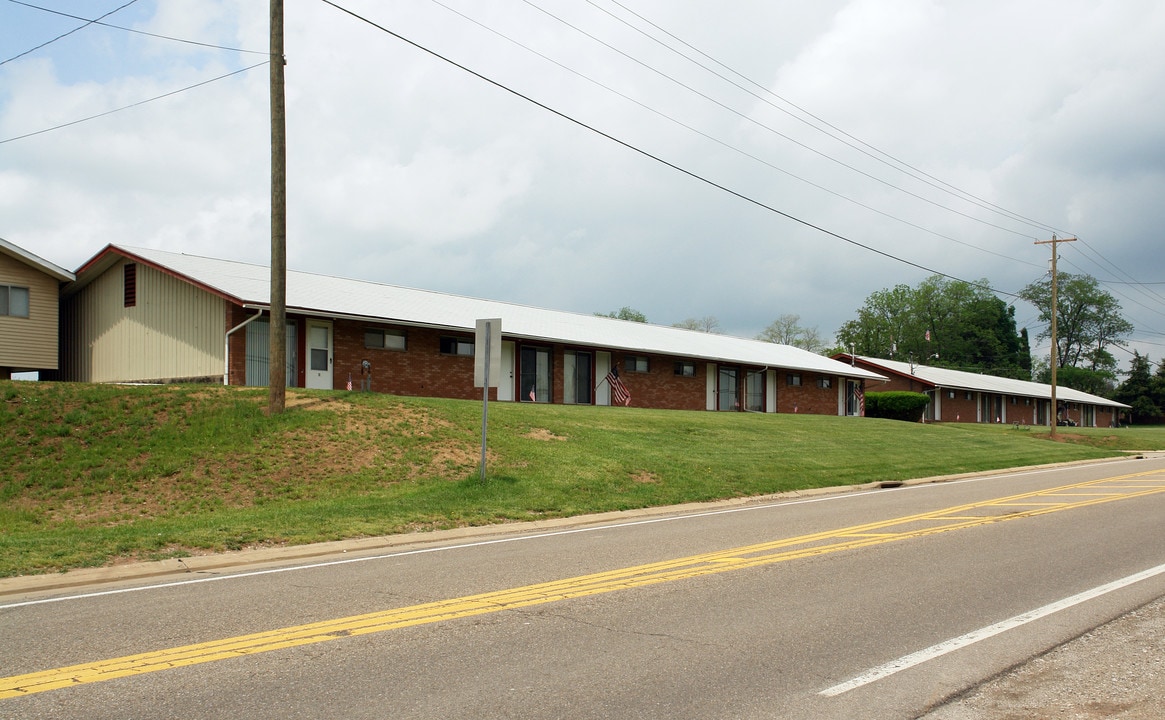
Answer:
[347,373,353,391]
[606,367,631,406]
[925,329,931,342]
[857,385,865,417]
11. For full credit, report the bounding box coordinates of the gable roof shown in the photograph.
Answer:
[71,244,886,382]
[0,237,74,282]
[839,355,1129,409]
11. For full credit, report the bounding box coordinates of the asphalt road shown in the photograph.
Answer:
[2,455,1164,719]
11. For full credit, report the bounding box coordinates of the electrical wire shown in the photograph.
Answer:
[422,0,1041,270]
[318,0,1022,302]
[517,0,1043,244]
[592,0,1063,238]
[1,0,141,66]
[0,61,268,145]
[6,0,269,56]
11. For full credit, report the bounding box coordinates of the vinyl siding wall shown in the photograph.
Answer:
[0,253,60,372]
[61,261,225,383]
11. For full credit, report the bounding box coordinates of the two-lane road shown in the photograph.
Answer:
[3,456,1165,719]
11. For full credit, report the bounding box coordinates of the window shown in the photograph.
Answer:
[625,355,649,373]
[817,377,832,389]
[123,263,137,308]
[0,285,30,317]
[674,361,696,377]
[365,328,407,351]
[440,337,474,356]
[787,373,802,387]
[947,390,956,399]
[965,392,973,401]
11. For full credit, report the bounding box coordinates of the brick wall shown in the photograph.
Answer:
[612,353,706,411]
[775,371,839,415]
[334,321,486,399]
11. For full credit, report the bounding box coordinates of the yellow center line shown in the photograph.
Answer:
[4,469,1164,700]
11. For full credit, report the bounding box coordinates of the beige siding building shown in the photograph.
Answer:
[0,238,74,379]
[60,249,227,383]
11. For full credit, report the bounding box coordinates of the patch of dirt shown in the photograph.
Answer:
[524,428,567,441]
[631,471,661,484]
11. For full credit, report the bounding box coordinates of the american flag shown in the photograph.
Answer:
[606,367,631,406]
[347,373,353,391]
[529,386,536,402]
[857,385,865,416]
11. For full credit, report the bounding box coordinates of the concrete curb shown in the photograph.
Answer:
[0,454,1147,599]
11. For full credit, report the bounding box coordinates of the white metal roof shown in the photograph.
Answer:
[98,245,886,381]
[854,356,1129,409]
[0,237,74,282]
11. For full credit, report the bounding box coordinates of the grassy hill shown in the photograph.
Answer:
[1,380,1156,577]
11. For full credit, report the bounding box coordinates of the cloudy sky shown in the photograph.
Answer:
[3,0,1164,368]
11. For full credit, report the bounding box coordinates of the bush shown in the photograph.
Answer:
[865,391,930,422]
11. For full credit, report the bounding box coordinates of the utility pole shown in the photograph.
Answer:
[1034,234,1076,437]
[268,0,287,414]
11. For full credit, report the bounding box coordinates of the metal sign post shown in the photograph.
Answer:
[474,319,502,481]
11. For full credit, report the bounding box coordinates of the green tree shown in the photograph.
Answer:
[1019,273,1133,374]
[757,314,826,353]
[596,306,647,323]
[835,276,1029,378]
[1113,351,1161,423]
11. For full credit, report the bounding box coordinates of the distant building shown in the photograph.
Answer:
[58,244,885,414]
[833,354,1129,428]
[0,238,74,379]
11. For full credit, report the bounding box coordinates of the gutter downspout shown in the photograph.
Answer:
[225,308,265,385]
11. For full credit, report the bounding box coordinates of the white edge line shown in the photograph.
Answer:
[819,560,1165,697]
[0,460,1134,610]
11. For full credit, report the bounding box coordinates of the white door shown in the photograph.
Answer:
[595,351,612,406]
[497,341,515,401]
[305,320,333,389]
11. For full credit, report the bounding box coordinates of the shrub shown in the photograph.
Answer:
[865,391,930,422]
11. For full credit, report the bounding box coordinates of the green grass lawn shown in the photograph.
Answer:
[1,380,1159,577]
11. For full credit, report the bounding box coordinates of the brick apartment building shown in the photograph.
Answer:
[833,354,1128,428]
[57,245,885,415]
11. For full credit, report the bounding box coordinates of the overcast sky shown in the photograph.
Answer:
[3,0,1163,369]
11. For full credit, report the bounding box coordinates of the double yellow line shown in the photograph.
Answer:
[4,469,1164,700]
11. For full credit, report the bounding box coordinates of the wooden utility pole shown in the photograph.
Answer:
[268,0,287,414]
[1034,234,1076,437]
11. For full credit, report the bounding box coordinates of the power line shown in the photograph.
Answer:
[421,0,1041,271]
[1,0,141,66]
[6,0,268,56]
[517,0,1043,244]
[0,61,268,145]
[318,0,1022,302]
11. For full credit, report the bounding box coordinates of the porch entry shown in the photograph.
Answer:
[306,319,333,390]
[564,350,593,404]
[520,345,551,403]
[244,318,297,388]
